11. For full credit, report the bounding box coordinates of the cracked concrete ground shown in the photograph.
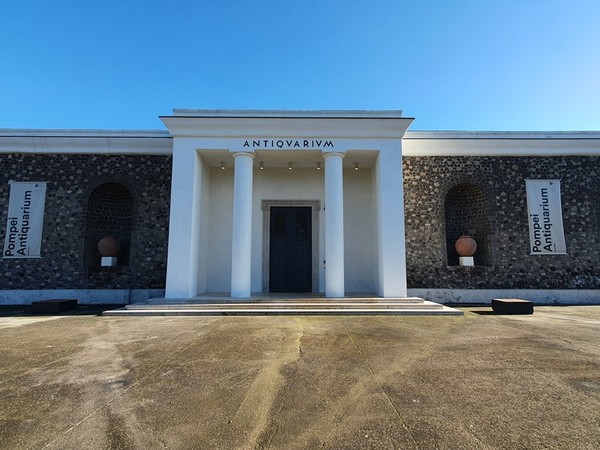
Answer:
[0,306,599,449]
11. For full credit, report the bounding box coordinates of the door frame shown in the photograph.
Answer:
[262,200,320,293]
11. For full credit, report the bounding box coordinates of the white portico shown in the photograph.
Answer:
[160,110,413,299]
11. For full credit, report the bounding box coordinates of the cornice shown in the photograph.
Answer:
[0,130,172,155]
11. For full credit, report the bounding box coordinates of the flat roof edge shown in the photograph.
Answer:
[0,129,171,138]
[169,109,405,119]
[406,130,600,139]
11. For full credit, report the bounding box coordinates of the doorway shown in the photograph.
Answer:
[262,200,320,293]
[269,207,312,292]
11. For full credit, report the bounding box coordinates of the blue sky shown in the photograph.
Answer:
[1,1,599,131]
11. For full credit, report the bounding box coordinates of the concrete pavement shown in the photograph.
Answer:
[0,306,599,449]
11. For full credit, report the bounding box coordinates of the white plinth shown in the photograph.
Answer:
[101,257,118,267]
[459,256,474,266]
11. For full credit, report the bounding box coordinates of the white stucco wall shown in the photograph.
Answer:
[252,168,324,293]
[206,168,234,292]
[197,159,211,293]
[203,166,375,293]
[343,168,375,292]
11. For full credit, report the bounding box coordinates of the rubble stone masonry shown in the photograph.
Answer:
[0,154,172,290]
[403,155,600,289]
[1,153,599,291]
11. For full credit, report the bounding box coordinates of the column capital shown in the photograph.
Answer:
[230,150,256,158]
[321,150,346,159]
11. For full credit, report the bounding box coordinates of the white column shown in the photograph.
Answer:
[230,151,255,298]
[375,142,408,297]
[165,140,203,298]
[323,151,346,297]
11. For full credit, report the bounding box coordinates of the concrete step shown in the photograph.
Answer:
[102,298,463,316]
[124,302,442,311]
[103,308,462,316]
[146,296,427,305]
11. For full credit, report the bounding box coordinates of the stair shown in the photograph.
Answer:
[102,296,463,316]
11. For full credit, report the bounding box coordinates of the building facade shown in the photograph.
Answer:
[1,110,599,305]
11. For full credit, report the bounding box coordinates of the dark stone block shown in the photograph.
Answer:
[492,298,534,315]
[31,299,78,314]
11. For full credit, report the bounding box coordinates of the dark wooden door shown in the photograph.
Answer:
[269,207,312,292]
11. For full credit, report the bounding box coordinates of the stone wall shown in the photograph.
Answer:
[0,154,172,290]
[403,155,600,289]
[2,152,599,294]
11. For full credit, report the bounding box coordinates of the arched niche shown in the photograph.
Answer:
[84,182,133,267]
[444,183,492,266]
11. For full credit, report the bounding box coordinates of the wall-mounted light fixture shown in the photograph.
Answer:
[316,162,322,170]
[288,162,293,170]
[259,161,264,170]
[220,161,226,170]
[354,162,359,171]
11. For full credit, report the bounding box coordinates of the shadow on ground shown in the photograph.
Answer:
[0,305,124,317]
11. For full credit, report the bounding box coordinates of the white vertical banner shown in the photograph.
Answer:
[526,179,566,255]
[3,181,47,258]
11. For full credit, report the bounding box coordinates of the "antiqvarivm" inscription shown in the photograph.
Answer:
[243,139,334,149]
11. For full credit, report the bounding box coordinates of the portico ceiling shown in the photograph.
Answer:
[197,149,379,169]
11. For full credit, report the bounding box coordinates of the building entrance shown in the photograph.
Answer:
[269,207,312,292]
